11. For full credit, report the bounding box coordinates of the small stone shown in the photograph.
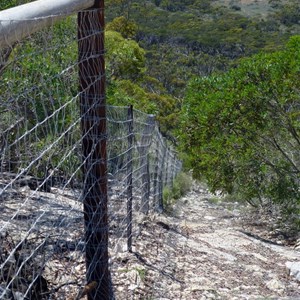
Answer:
[245,264,262,272]
[127,269,142,286]
[204,216,216,221]
[265,278,285,292]
[128,284,138,291]
[74,263,85,273]
[286,261,300,281]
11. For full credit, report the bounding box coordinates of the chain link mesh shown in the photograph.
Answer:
[0,6,181,299]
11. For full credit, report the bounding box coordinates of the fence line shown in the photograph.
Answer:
[0,3,182,298]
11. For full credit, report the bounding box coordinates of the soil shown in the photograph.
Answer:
[111,183,300,299]
[1,181,300,299]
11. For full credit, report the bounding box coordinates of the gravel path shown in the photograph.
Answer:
[112,184,300,299]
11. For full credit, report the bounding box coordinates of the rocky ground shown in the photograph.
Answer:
[111,183,300,300]
[1,179,300,299]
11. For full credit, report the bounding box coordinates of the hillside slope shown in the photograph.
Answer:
[106,0,300,98]
[111,183,300,299]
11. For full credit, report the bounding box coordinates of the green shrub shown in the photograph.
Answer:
[174,172,192,197]
[163,186,172,207]
[163,172,192,207]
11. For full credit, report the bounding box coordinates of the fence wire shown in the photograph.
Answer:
[0,8,181,300]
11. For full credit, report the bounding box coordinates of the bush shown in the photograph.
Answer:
[163,172,192,207]
[180,36,300,220]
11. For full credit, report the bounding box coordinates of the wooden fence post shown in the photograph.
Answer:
[78,1,110,299]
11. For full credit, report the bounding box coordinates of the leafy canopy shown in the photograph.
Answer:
[180,36,300,212]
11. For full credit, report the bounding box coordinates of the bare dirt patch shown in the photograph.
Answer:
[111,183,300,299]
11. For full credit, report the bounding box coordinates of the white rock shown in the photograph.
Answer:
[286,261,300,281]
[204,216,216,221]
[265,278,285,291]
[244,264,262,272]
[127,269,142,287]
[128,284,138,290]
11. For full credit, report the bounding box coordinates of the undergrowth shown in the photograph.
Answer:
[163,172,192,209]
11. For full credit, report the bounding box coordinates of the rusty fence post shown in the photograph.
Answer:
[78,1,110,299]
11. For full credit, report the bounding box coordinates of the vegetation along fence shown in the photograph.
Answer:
[0,1,181,299]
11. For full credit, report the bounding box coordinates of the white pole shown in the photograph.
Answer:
[0,0,95,49]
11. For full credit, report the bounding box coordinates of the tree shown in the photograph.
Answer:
[106,16,138,39]
[106,30,145,80]
[180,36,300,218]
[106,0,132,19]
[275,1,300,26]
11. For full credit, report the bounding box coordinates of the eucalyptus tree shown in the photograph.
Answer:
[180,36,300,221]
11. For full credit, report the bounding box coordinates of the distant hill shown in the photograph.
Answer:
[107,0,299,97]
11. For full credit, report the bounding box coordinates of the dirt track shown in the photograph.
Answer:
[112,183,300,299]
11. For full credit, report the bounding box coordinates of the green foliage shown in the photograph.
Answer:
[106,30,146,80]
[106,16,138,39]
[105,30,180,135]
[106,78,180,134]
[162,186,172,207]
[0,17,79,173]
[0,0,31,10]
[158,0,196,12]
[173,172,193,198]
[1,17,77,125]
[105,0,297,100]
[0,0,16,10]
[107,79,156,112]
[144,43,230,97]
[273,0,300,26]
[180,36,300,214]
[163,172,192,207]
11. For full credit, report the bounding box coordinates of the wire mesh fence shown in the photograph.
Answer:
[0,3,182,299]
